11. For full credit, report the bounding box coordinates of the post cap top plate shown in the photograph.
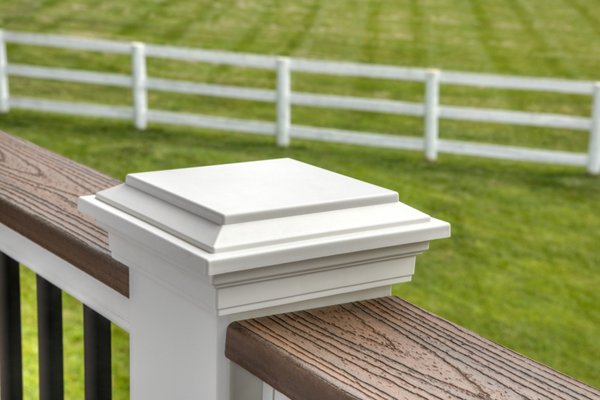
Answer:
[124,158,399,225]
[83,158,449,266]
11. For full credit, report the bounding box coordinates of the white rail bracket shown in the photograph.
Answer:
[78,159,449,400]
[262,383,290,400]
[424,69,440,161]
[275,57,291,147]
[587,83,600,175]
[0,30,9,113]
[131,42,147,130]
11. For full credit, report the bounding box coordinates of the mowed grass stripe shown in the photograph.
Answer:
[0,0,598,397]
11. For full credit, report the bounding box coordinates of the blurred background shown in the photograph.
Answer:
[0,0,598,398]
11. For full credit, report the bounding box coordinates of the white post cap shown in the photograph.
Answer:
[79,158,450,316]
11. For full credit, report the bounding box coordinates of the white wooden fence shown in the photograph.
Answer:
[0,29,599,174]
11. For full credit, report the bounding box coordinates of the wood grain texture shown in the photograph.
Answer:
[227,296,600,400]
[0,131,128,296]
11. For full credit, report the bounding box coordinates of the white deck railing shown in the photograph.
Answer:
[0,29,599,174]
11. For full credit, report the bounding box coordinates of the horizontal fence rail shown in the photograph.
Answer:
[439,71,596,95]
[6,64,131,87]
[0,29,599,174]
[439,105,591,131]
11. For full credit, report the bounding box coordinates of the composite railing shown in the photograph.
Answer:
[1,130,599,399]
[0,30,599,174]
[0,131,126,399]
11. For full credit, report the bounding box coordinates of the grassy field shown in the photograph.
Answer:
[0,0,599,397]
[1,0,599,151]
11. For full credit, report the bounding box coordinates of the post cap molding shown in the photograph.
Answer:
[79,159,450,315]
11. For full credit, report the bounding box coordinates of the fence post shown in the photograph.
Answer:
[424,69,440,161]
[79,159,450,400]
[131,42,147,130]
[587,83,600,175]
[276,57,291,147]
[0,30,9,113]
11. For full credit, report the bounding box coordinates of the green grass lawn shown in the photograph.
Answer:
[3,111,599,398]
[1,0,599,151]
[0,0,599,397]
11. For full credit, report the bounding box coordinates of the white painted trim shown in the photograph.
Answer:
[127,268,232,400]
[274,390,291,400]
[79,194,449,278]
[262,384,275,400]
[4,29,596,171]
[147,78,275,101]
[131,42,147,130]
[112,226,394,318]
[424,69,440,161]
[275,57,291,147]
[0,30,9,113]
[440,105,590,131]
[144,43,277,69]
[86,198,420,315]
[76,158,450,399]
[290,58,427,81]
[231,363,263,400]
[262,384,291,400]
[290,125,424,150]
[440,70,594,95]
[438,139,587,166]
[7,64,131,87]
[227,286,391,321]
[587,83,600,175]
[215,257,413,315]
[0,223,130,330]
[3,30,131,54]
[147,109,275,135]
[291,92,424,115]
[10,97,132,119]
[4,30,595,95]
[8,96,589,168]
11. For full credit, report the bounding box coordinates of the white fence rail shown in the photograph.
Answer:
[0,29,599,174]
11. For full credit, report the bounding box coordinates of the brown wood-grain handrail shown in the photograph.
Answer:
[226,296,600,400]
[0,131,128,296]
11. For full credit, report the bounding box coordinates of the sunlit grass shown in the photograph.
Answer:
[0,0,599,396]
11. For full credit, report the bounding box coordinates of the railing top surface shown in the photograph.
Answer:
[0,131,128,296]
[226,296,599,400]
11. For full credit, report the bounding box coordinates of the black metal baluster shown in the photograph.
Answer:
[37,275,63,400]
[84,305,112,400]
[0,252,23,400]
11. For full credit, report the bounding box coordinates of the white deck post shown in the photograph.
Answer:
[79,159,449,400]
[0,30,9,113]
[424,69,440,161]
[275,57,291,147]
[131,42,147,130]
[587,83,600,175]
